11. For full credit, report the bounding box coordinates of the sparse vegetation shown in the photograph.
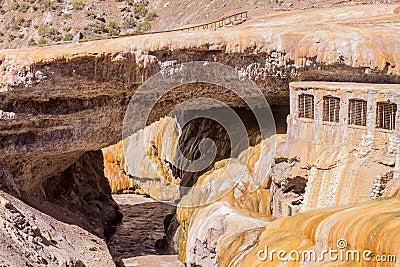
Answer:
[19,2,29,12]
[145,11,157,22]
[11,1,20,11]
[106,22,120,36]
[36,24,63,41]
[63,26,71,32]
[132,1,148,18]
[38,37,48,45]
[91,21,120,36]
[10,1,30,12]
[63,33,73,41]
[123,17,136,29]
[17,17,26,25]
[40,0,56,11]
[0,0,159,48]
[28,38,37,46]
[9,22,20,31]
[63,13,72,19]
[85,9,95,17]
[9,17,26,30]
[38,24,57,37]
[72,0,84,10]
[8,33,15,41]
[135,21,151,33]
[121,0,156,33]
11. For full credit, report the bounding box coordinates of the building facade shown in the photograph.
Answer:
[284,82,400,213]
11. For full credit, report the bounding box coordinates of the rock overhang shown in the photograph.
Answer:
[0,3,399,197]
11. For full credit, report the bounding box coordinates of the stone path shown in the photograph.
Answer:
[107,194,183,267]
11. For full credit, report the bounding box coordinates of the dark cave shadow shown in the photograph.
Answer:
[106,200,177,266]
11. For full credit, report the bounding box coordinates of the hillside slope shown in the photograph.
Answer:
[1,0,399,49]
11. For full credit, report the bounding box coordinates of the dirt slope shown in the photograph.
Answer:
[1,0,399,49]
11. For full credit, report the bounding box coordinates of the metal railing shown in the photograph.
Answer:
[33,11,249,48]
[175,11,248,31]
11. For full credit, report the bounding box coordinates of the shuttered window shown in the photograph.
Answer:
[376,102,397,130]
[298,94,314,119]
[348,99,367,126]
[323,96,340,123]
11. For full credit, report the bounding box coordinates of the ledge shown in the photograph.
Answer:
[348,124,367,130]
[375,128,395,134]
[322,121,340,126]
[298,118,315,123]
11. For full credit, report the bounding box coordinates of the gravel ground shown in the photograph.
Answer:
[107,194,183,267]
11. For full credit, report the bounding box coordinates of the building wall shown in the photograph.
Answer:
[279,82,400,212]
[288,82,400,153]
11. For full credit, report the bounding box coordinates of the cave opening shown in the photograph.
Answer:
[173,105,288,190]
[0,74,291,266]
[103,101,289,266]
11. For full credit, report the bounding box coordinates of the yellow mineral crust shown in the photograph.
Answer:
[124,116,181,183]
[177,136,283,262]
[182,183,400,266]
[177,132,400,266]
[103,117,181,193]
[102,140,132,193]
[219,193,400,266]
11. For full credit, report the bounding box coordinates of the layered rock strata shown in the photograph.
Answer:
[0,3,400,264]
[176,132,400,266]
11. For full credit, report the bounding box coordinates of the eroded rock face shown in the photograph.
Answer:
[0,151,122,240]
[174,90,400,264]
[103,141,133,194]
[103,110,262,198]
[272,140,397,216]
[6,150,122,239]
[175,108,262,191]
[176,132,400,266]
[105,117,181,201]
[0,3,398,211]
[176,135,282,264]
[218,188,400,266]
[0,191,115,267]
[0,3,400,266]
[36,150,121,238]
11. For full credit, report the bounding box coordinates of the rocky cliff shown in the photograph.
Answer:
[1,2,398,196]
[176,128,400,265]
[217,186,400,266]
[1,3,400,266]
[0,190,116,266]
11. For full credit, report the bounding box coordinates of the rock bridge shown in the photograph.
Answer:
[0,3,400,238]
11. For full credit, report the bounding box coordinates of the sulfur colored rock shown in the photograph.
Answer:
[0,4,400,267]
[1,5,400,226]
[176,135,282,264]
[102,141,132,193]
[176,127,400,265]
